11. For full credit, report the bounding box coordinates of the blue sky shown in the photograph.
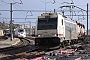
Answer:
[0,0,90,29]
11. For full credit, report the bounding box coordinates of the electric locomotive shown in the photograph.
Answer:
[35,13,85,46]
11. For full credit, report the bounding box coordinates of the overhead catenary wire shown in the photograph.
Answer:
[13,4,26,16]
[39,0,56,12]
[0,3,8,6]
[0,1,89,20]
[12,0,23,4]
[0,14,90,20]
[61,0,74,4]
[0,9,90,12]
[0,0,23,4]
[0,0,9,4]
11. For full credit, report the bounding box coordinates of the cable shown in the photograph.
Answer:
[18,4,44,9]
[80,10,85,20]
[13,4,26,16]
[12,0,34,20]
[39,0,44,3]
[13,4,33,23]
[61,0,74,4]
[25,11,33,20]
[0,3,8,6]
[15,4,33,16]
[0,0,9,4]
[40,0,56,4]
[13,0,23,4]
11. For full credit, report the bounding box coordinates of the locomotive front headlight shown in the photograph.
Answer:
[38,35,40,37]
[38,35,42,37]
[54,34,57,36]
[52,34,57,36]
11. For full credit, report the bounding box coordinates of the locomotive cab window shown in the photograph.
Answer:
[37,17,57,30]
[18,29,24,32]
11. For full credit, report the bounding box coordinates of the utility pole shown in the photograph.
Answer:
[10,3,13,41]
[70,5,74,19]
[45,0,46,13]
[54,9,55,13]
[87,3,88,41]
[29,21,31,36]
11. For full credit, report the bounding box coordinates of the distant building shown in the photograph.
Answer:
[0,30,4,36]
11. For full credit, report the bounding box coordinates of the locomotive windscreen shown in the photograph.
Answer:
[37,17,57,30]
[18,29,24,32]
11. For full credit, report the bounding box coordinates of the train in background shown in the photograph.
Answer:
[35,13,85,47]
[14,28,26,38]
[14,26,35,38]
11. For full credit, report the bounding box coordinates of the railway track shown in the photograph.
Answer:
[0,42,79,59]
[0,37,87,60]
[0,37,61,59]
[0,37,38,59]
[0,37,34,53]
[0,45,61,60]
